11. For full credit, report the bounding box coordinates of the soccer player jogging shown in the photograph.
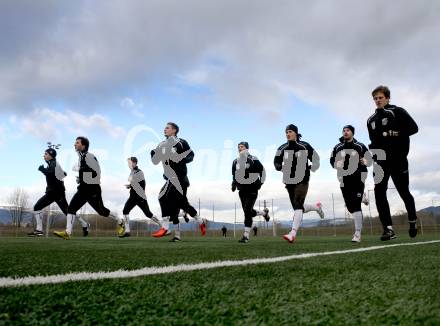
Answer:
[231,141,269,243]
[120,157,162,238]
[367,85,419,241]
[28,145,67,237]
[330,125,372,243]
[54,137,124,239]
[274,124,320,243]
[28,144,90,237]
[151,122,206,242]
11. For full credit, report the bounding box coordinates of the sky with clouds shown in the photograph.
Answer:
[0,0,439,222]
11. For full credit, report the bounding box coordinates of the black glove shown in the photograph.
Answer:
[38,165,45,172]
[274,162,283,171]
[231,182,237,192]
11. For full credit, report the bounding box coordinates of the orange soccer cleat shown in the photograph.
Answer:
[152,227,169,238]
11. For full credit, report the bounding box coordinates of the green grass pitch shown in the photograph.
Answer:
[1,234,439,325]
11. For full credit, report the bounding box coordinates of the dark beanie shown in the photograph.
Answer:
[285,124,298,134]
[45,148,57,158]
[343,125,355,135]
[238,141,249,149]
[286,124,302,139]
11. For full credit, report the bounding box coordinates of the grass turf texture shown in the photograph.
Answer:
[1,235,439,325]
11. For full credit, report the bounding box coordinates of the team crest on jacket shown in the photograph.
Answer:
[382,118,388,126]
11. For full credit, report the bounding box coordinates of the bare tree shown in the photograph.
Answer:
[8,188,30,227]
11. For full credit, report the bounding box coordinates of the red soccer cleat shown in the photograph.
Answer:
[152,227,169,238]
[283,233,296,244]
[200,222,206,236]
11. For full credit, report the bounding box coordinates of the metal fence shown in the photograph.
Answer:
[1,189,439,238]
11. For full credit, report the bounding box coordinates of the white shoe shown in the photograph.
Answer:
[316,202,324,219]
[351,233,361,243]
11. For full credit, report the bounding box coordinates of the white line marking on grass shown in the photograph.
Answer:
[1,240,439,288]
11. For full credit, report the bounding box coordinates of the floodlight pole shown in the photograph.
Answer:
[433,199,438,235]
[332,193,336,237]
[368,189,373,235]
[234,202,237,238]
[198,198,201,236]
[45,204,52,238]
[272,199,276,237]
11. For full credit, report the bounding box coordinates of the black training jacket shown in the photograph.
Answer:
[274,140,320,184]
[367,104,418,158]
[151,137,194,187]
[39,159,66,193]
[330,137,371,184]
[232,153,265,192]
[77,151,101,190]
[128,167,146,197]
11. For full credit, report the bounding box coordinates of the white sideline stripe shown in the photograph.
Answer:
[1,240,439,288]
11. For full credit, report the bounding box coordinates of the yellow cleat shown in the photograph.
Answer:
[117,223,125,237]
[53,230,70,240]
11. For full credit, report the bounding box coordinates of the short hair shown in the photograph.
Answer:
[76,136,89,151]
[167,122,179,135]
[128,157,138,164]
[372,85,391,99]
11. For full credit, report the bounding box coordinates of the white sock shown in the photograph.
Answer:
[78,216,89,228]
[291,209,304,235]
[34,211,43,232]
[174,224,181,238]
[244,227,251,238]
[66,214,75,235]
[162,216,170,230]
[303,204,317,213]
[124,214,131,233]
[353,211,363,234]
[150,215,162,227]
[256,210,265,216]
[387,225,393,231]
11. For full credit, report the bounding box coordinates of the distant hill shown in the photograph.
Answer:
[419,206,440,215]
[1,206,438,228]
